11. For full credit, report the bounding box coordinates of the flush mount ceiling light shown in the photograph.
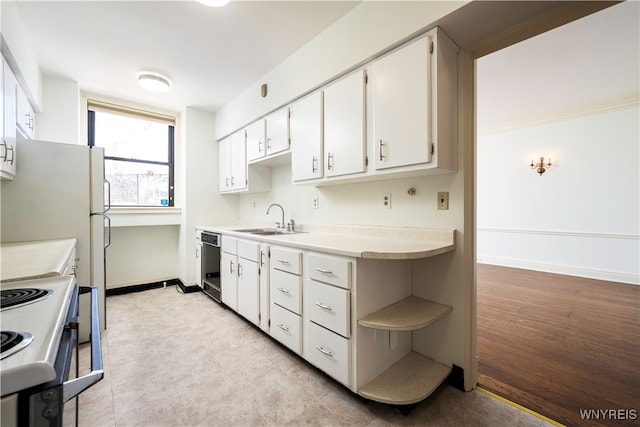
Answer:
[196,0,230,7]
[137,71,171,93]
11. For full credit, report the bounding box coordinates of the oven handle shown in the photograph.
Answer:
[63,286,104,403]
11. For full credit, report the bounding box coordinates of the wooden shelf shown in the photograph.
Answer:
[357,351,451,404]
[358,296,452,331]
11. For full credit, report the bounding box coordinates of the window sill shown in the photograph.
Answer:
[108,207,182,227]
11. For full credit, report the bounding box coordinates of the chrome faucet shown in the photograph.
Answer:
[266,203,285,229]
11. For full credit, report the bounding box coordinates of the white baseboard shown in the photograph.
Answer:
[477,256,639,286]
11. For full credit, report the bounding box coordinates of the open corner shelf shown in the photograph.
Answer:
[357,351,451,404]
[358,295,452,331]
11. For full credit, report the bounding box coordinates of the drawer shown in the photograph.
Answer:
[238,239,260,262]
[307,253,352,289]
[270,269,302,314]
[305,321,351,386]
[270,303,302,355]
[222,236,237,255]
[271,246,302,275]
[306,279,350,338]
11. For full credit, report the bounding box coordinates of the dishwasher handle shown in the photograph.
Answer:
[63,286,104,403]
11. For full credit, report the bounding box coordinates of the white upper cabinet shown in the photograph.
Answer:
[2,59,18,180]
[246,108,289,163]
[372,28,458,174]
[246,119,266,162]
[219,130,247,192]
[219,129,271,194]
[16,85,35,139]
[291,91,323,182]
[265,108,290,156]
[372,35,431,170]
[323,69,367,178]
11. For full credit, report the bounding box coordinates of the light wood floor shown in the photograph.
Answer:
[477,264,640,427]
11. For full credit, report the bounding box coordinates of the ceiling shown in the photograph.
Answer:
[14,1,639,127]
[477,1,639,132]
[15,1,360,114]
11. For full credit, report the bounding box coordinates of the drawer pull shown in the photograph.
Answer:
[316,346,333,358]
[277,259,290,265]
[315,302,332,311]
[276,323,290,332]
[276,287,290,294]
[315,267,333,275]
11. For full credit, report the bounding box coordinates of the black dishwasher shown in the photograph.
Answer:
[201,232,222,303]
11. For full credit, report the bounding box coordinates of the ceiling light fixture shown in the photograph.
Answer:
[137,71,171,93]
[196,0,230,7]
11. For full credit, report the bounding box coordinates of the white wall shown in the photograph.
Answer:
[214,1,466,139]
[37,74,80,144]
[178,107,238,286]
[106,225,179,288]
[477,105,640,284]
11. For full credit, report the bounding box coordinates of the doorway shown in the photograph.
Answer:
[474,2,640,425]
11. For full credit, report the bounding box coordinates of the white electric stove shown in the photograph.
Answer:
[0,276,103,426]
[1,276,76,395]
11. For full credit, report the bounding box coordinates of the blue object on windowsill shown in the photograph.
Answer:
[160,199,169,206]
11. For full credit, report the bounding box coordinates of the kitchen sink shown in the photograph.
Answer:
[232,228,305,236]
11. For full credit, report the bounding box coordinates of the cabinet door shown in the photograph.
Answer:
[237,259,260,325]
[2,60,17,179]
[246,119,266,162]
[221,252,238,310]
[323,70,366,178]
[230,130,247,191]
[291,91,323,182]
[265,108,289,155]
[372,36,432,170]
[218,137,231,192]
[195,242,202,287]
[16,85,35,139]
[259,244,270,332]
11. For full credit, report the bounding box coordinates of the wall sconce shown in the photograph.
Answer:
[530,156,552,175]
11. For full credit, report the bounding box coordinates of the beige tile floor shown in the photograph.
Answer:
[77,287,554,427]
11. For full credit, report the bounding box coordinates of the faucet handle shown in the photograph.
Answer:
[275,221,281,229]
[287,219,296,231]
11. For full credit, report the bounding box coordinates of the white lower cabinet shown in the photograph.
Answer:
[220,236,453,406]
[268,245,303,354]
[306,279,350,338]
[270,302,302,354]
[305,321,351,386]
[195,230,202,288]
[237,240,260,326]
[221,236,239,311]
[303,252,354,387]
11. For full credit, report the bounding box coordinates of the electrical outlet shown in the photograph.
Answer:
[382,192,391,209]
[312,195,319,209]
[252,201,256,208]
[437,192,449,210]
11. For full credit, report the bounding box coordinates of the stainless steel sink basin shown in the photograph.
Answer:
[232,228,305,236]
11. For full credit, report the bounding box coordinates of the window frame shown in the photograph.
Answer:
[87,101,175,207]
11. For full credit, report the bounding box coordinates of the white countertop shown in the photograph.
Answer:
[197,224,455,260]
[0,238,77,282]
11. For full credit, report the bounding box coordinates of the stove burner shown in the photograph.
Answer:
[0,330,34,359]
[0,288,54,310]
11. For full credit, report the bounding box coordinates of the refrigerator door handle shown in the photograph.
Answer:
[104,179,111,213]
[104,214,111,250]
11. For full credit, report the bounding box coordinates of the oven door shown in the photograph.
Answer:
[18,286,103,427]
[202,241,222,303]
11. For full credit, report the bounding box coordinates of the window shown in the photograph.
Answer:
[88,100,175,207]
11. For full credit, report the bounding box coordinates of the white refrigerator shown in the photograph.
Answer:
[0,138,110,340]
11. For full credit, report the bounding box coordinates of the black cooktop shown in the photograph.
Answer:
[0,330,34,359]
[0,288,54,310]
